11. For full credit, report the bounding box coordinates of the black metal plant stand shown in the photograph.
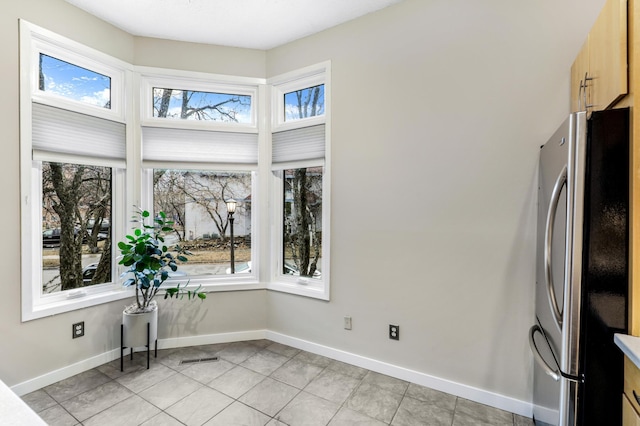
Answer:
[120,323,157,371]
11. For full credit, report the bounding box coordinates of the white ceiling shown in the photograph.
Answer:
[63,0,406,50]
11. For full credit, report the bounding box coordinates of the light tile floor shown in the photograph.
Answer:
[21,340,535,426]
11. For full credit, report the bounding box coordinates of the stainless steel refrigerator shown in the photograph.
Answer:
[529,108,629,426]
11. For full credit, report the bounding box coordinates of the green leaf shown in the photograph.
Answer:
[117,241,130,250]
[135,242,146,255]
[142,210,150,218]
[140,276,150,288]
[177,255,188,262]
[198,293,207,300]
[134,228,142,236]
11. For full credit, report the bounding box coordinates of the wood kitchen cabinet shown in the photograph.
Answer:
[625,356,640,425]
[570,0,628,113]
[624,393,640,426]
[571,39,591,112]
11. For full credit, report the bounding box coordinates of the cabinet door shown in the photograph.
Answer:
[589,0,628,110]
[571,38,590,112]
[624,393,640,426]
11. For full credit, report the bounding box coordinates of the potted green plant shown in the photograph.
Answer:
[118,209,205,349]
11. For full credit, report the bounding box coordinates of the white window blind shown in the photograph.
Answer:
[142,127,258,166]
[32,102,125,164]
[272,124,325,165]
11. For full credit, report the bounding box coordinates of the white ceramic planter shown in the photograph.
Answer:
[122,303,158,349]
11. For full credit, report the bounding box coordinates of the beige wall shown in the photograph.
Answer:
[0,0,608,407]
[134,37,265,77]
[265,0,606,401]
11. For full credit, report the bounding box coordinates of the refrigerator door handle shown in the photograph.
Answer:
[545,165,567,330]
[529,325,560,381]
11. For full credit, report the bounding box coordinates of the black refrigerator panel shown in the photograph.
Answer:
[577,107,629,426]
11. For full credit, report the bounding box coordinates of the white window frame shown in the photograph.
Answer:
[139,69,265,291]
[268,62,331,300]
[20,21,133,321]
[139,167,261,291]
[271,66,327,132]
[28,24,126,123]
[139,69,259,132]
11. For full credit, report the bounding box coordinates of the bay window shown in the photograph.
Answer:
[20,21,331,321]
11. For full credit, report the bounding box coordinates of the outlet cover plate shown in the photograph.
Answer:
[73,321,84,339]
[389,324,399,340]
[344,316,352,330]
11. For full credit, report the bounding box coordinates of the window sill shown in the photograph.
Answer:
[23,288,133,322]
[267,280,329,301]
[22,279,267,322]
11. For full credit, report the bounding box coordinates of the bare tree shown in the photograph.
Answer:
[285,167,322,277]
[153,169,187,241]
[83,168,112,284]
[153,88,249,122]
[46,163,85,290]
[294,85,323,119]
[182,172,251,240]
[43,163,112,290]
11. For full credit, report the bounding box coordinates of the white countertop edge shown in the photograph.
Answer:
[615,333,640,368]
[0,379,46,425]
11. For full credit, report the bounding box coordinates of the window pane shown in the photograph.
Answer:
[283,167,322,279]
[153,88,252,123]
[42,162,112,293]
[284,84,325,122]
[153,169,252,276]
[39,54,112,109]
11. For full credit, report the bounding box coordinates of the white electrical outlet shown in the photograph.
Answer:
[344,316,352,330]
[389,324,399,340]
[73,321,84,338]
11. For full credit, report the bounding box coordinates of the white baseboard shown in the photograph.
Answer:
[10,349,121,397]
[266,331,533,418]
[10,329,534,420]
[157,329,267,350]
[10,330,268,396]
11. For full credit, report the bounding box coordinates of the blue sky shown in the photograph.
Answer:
[40,54,111,108]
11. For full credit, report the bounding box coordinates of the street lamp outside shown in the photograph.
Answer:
[226,199,237,274]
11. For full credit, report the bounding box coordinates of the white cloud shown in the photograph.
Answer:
[80,88,110,107]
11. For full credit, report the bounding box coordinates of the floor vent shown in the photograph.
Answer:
[179,356,219,365]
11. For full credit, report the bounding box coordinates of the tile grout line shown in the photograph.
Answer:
[451,396,459,426]
[24,341,533,426]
